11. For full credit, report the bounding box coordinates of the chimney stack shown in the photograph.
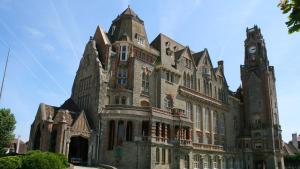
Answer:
[292,133,298,148]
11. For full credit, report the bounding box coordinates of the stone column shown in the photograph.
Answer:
[210,155,214,169]
[201,155,205,169]
[219,155,223,169]
[151,122,156,142]
[210,109,214,144]
[158,122,161,142]
[164,123,167,142]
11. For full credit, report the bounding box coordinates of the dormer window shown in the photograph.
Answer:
[185,58,192,69]
[120,45,128,61]
[136,35,145,46]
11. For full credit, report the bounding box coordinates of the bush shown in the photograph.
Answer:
[0,156,22,169]
[22,151,68,169]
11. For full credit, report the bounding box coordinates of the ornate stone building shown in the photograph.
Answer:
[28,7,285,169]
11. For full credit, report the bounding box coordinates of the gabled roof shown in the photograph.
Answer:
[192,50,205,66]
[71,111,91,131]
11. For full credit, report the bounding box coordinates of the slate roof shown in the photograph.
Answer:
[284,142,300,156]
[192,50,205,65]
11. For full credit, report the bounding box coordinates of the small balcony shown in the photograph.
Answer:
[193,143,224,152]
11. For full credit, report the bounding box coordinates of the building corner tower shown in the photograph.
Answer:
[240,25,285,169]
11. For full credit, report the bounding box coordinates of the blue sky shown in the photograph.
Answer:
[0,0,299,142]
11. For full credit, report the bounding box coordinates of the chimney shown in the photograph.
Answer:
[218,60,224,71]
[292,133,298,148]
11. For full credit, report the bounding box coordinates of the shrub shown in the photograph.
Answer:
[0,156,22,169]
[22,151,68,169]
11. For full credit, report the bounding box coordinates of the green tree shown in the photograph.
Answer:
[0,108,16,154]
[279,0,300,34]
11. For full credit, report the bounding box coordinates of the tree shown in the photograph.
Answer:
[0,108,16,154]
[279,0,300,34]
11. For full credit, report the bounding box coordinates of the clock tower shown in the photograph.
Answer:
[240,25,285,169]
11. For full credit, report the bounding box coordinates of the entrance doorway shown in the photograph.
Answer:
[68,136,88,165]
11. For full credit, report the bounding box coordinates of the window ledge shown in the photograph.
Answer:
[165,80,174,85]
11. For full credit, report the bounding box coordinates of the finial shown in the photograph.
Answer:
[128,5,131,8]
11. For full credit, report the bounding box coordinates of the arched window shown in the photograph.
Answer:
[156,147,160,163]
[183,72,187,86]
[126,121,133,141]
[108,120,115,150]
[142,72,149,93]
[191,74,194,89]
[187,74,190,88]
[164,95,173,110]
[49,130,57,152]
[209,83,212,97]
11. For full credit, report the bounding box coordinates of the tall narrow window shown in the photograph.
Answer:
[142,72,149,93]
[117,121,125,145]
[156,148,160,163]
[108,120,115,150]
[196,105,201,129]
[164,95,173,111]
[117,68,127,86]
[187,74,190,88]
[184,155,189,169]
[162,148,166,164]
[204,108,209,131]
[219,113,225,135]
[186,102,192,120]
[183,72,187,86]
[121,96,127,105]
[214,111,218,133]
[142,121,149,138]
[120,45,128,61]
[191,74,194,89]
[126,121,133,141]
[115,96,120,104]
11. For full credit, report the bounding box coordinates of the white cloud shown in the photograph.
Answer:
[24,26,45,39]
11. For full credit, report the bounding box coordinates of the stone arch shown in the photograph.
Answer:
[33,123,41,150]
[68,136,89,165]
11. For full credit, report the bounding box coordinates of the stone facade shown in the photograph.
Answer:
[28,7,285,169]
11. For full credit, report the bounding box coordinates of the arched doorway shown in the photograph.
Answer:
[33,124,41,150]
[68,136,89,165]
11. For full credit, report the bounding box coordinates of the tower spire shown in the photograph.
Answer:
[0,48,10,101]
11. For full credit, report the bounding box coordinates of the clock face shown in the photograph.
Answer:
[248,46,256,54]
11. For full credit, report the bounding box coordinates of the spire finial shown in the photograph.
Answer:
[128,5,131,8]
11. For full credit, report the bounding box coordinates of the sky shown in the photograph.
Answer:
[0,0,299,142]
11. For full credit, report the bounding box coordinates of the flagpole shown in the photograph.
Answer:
[0,48,10,101]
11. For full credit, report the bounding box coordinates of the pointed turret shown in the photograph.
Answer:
[107,6,150,47]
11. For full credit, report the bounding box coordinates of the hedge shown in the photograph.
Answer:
[0,151,68,169]
[0,156,22,169]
